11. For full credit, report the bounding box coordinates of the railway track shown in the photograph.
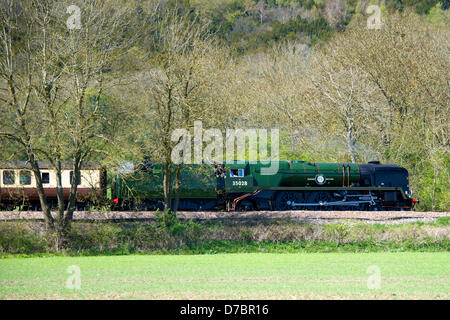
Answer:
[0,211,448,224]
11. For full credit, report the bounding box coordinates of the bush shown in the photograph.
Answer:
[436,216,450,226]
[69,223,123,252]
[324,223,350,245]
[0,223,49,254]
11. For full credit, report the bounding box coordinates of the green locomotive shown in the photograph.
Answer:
[110,160,417,211]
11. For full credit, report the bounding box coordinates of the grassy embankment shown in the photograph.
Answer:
[0,216,448,256]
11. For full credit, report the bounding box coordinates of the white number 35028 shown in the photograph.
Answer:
[232,180,248,186]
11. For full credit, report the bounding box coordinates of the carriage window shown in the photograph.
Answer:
[42,172,50,184]
[19,170,32,185]
[3,171,15,185]
[69,171,81,185]
[230,168,244,178]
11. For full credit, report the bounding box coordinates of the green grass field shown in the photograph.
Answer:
[0,252,449,299]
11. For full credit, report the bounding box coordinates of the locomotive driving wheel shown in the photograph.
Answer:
[309,191,333,211]
[236,200,255,211]
[275,192,304,211]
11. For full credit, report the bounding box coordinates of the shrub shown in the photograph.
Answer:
[324,223,350,245]
[0,223,49,253]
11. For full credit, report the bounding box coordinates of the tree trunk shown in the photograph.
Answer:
[55,159,65,229]
[173,165,182,213]
[29,156,54,231]
[163,160,172,212]
[64,154,82,227]
[345,119,357,163]
[432,150,437,211]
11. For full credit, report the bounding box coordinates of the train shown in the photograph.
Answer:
[0,160,419,211]
[0,161,106,210]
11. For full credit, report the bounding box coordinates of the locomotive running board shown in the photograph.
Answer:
[257,187,409,200]
[289,199,375,207]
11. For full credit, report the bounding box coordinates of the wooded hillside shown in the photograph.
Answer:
[1,0,448,213]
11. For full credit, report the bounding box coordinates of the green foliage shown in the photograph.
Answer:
[146,0,448,54]
[436,216,450,226]
[0,223,49,254]
[385,0,448,13]
[410,150,449,211]
[155,209,179,228]
[427,2,450,25]
[240,227,254,241]
[0,220,448,256]
[259,16,333,46]
[324,223,350,245]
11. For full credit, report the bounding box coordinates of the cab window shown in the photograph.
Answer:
[19,170,32,185]
[3,170,15,185]
[230,168,244,178]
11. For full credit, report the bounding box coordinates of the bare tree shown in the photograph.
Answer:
[0,0,134,245]
[251,1,266,24]
[311,11,449,208]
[130,11,230,214]
[324,0,347,27]
[310,46,375,163]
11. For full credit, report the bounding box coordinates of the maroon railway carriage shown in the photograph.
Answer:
[0,161,106,210]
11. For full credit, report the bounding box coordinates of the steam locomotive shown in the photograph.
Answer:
[111,160,418,211]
